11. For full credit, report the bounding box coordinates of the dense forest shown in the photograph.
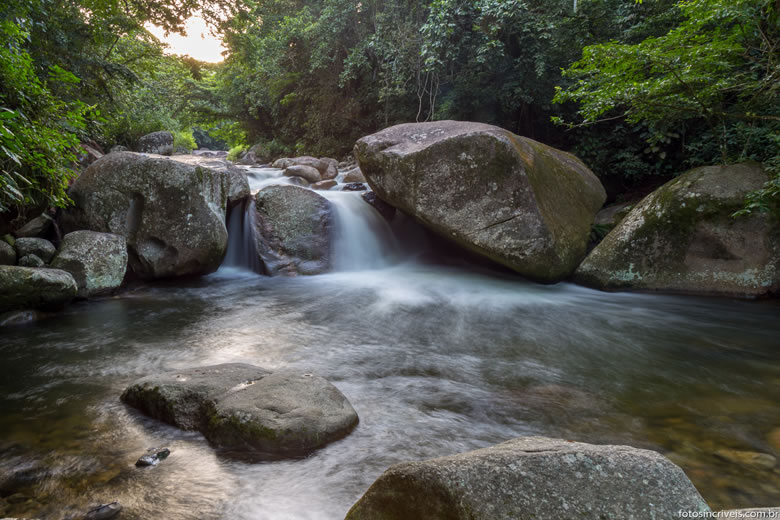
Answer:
[1,0,778,219]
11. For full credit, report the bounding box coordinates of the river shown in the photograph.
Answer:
[1,170,779,519]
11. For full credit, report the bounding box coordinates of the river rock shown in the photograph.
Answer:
[0,266,77,312]
[0,240,16,265]
[251,185,333,275]
[272,157,295,169]
[362,191,396,222]
[79,142,104,168]
[312,179,338,191]
[574,163,780,297]
[84,501,122,520]
[109,144,129,153]
[137,131,173,155]
[121,364,358,457]
[345,436,710,520]
[320,157,339,180]
[18,254,44,267]
[355,121,606,282]
[343,166,366,183]
[714,448,776,470]
[342,182,367,192]
[15,213,54,238]
[50,231,127,298]
[284,164,322,184]
[61,152,234,279]
[15,238,56,263]
[167,154,250,206]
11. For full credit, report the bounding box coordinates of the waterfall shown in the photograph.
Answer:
[222,197,263,274]
[319,191,399,271]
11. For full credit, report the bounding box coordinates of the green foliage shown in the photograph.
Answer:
[554,0,779,169]
[226,144,248,162]
[173,130,197,152]
[0,16,88,213]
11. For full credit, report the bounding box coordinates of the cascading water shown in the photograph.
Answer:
[319,190,400,271]
[222,197,264,274]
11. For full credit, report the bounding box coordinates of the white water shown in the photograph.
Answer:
[319,190,399,271]
[227,167,400,273]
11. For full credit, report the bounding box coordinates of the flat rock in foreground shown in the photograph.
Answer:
[121,364,358,457]
[346,436,710,520]
[355,121,606,282]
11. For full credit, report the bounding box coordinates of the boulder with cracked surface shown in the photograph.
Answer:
[355,121,605,282]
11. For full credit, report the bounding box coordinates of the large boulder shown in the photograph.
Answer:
[15,238,56,264]
[121,364,358,457]
[251,185,333,275]
[0,266,77,312]
[574,163,780,298]
[51,231,127,298]
[355,121,606,282]
[61,152,234,280]
[346,436,710,520]
[137,131,173,156]
[167,154,250,206]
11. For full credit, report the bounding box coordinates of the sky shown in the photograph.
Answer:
[146,16,227,63]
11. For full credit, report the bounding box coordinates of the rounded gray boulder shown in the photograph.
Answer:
[0,266,77,312]
[15,238,56,264]
[51,231,127,298]
[251,185,333,275]
[346,436,711,520]
[61,152,235,280]
[355,121,606,283]
[121,364,358,457]
[137,131,174,155]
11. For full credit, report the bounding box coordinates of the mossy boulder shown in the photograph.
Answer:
[51,231,127,298]
[121,364,358,457]
[15,238,56,264]
[574,162,780,298]
[137,131,173,156]
[355,121,606,282]
[251,185,333,275]
[0,266,77,312]
[61,152,235,280]
[345,436,710,520]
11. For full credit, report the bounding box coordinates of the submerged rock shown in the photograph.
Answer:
[137,131,173,155]
[575,163,780,297]
[135,448,171,467]
[121,364,358,457]
[355,121,606,282]
[251,185,333,275]
[61,152,235,280]
[346,436,710,520]
[84,501,122,520]
[0,266,77,312]
[51,231,127,298]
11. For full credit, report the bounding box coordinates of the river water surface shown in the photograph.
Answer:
[1,184,779,519]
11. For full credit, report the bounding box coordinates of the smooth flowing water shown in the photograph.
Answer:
[2,173,779,519]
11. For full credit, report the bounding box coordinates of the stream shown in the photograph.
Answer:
[1,167,779,519]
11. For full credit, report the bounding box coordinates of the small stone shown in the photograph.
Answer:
[85,501,122,520]
[715,448,776,470]
[15,237,56,263]
[18,254,45,268]
[135,454,158,467]
[343,182,367,192]
[312,179,337,190]
[156,448,171,460]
